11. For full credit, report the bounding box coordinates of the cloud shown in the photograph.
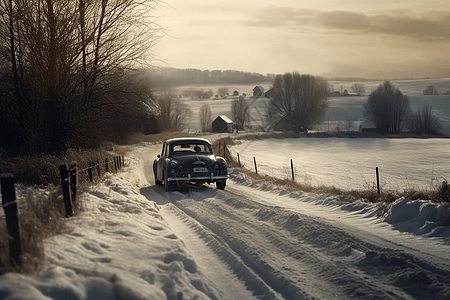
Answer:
[242,7,316,28]
[316,11,450,42]
[323,56,450,79]
[244,7,450,41]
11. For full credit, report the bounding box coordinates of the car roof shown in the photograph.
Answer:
[166,137,211,147]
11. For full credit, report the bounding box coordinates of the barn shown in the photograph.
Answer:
[253,86,265,97]
[359,122,378,133]
[212,115,233,133]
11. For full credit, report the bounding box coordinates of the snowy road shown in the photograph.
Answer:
[139,144,450,300]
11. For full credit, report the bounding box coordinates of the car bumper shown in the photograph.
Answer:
[167,173,229,182]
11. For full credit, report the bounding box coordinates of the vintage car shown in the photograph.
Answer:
[153,138,229,191]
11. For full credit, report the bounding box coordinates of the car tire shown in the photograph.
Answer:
[154,174,162,185]
[154,165,162,185]
[154,167,162,185]
[164,172,175,192]
[216,179,226,190]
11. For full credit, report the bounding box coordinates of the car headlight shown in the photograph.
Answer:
[179,166,183,170]
[214,164,219,169]
[171,162,176,168]
[221,162,226,167]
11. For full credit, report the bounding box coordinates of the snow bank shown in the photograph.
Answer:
[231,168,450,240]
[383,198,450,237]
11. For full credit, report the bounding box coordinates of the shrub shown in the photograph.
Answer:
[267,72,329,132]
[423,85,438,95]
[363,81,411,134]
[409,105,442,135]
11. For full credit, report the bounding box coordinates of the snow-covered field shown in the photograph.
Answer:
[229,137,450,191]
[180,77,450,191]
[1,141,450,299]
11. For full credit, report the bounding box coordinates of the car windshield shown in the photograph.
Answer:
[172,143,212,155]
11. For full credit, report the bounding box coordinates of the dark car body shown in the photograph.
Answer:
[153,138,229,191]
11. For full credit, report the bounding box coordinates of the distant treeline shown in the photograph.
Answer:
[151,68,276,85]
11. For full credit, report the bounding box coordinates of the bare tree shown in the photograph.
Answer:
[363,80,411,134]
[231,96,249,132]
[156,88,191,132]
[0,0,160,154]
[181,89,192,98]
[409,105,442,135]
[192,89,205,99]
[267,72,329,132]
[423,85,439,95]
[351,83,366,96]
[217,87,229,97]
[199,103,212,132]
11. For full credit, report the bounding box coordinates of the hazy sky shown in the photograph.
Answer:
[154,0,450,79]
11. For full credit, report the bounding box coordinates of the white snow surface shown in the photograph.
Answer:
[1,139,450,300]
[229,138,450,191]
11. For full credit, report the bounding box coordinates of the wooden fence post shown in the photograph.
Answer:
[114,157,118,171]
[376,167,380,195]
[1,173,22,268]
[88,163,93,182]
[291,159,295,181]
[105,158,109,173]
[70,162,77,203]
[60,164,73,217]
[237,153,241,166]
[122,156,124,167]
[253,157,258,174]
[96,160,101,177]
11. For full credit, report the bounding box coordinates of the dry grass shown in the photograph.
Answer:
[0,147,123,275]
[216,137,450,204]
[0,186,78,274]
[0,148,124,186]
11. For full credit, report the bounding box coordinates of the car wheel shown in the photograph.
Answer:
[154,173,162,185]
[164,172,175,192]
[216,179,226,190]
[154,168,162,185]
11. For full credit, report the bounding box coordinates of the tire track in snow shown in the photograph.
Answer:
[172,188,407,299]
[167,182,450,300]
[147,186,283,300]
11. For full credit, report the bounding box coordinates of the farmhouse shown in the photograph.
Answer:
[253,86,265,97]
[359,121,378,133]
[212,115,233,133]
[233,90,239,96]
